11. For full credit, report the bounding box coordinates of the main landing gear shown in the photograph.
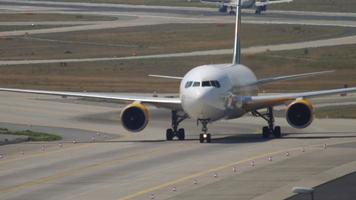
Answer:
[166,111,188,141]
[198,119,211,143]
[252,107,282,139]
[229,6,236,15]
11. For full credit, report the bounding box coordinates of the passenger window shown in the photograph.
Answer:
[185,81,193,88]
[202,81,211,87]
[193,82,200,87]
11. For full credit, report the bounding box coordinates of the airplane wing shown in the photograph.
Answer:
[148,74,183,80]
[253,70,334,86]
[0,88,182,110]
[234,87,356,110]
[255,0,293,7]
[200,0,235,7]
[201,0,292,7]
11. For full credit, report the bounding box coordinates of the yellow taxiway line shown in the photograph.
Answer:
[119,139,356,200]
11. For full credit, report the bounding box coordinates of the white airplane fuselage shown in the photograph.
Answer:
[180,64,258,121]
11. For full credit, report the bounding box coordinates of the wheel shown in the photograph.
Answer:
[199,134,204,143]
[262,126,270,139]
[229,11,236,15]
[166,129,174,141]
[273,126,281,138]
[206,134,211,143]
[177,128,185,140]
[255,8,261,15]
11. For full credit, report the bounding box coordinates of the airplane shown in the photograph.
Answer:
[1,0,356,143]
[201,0,293,15]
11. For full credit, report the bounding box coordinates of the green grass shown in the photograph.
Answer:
[0,128,62,141]
[0,13,116,22]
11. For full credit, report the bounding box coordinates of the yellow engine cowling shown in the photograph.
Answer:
[286,99,314,129]
[120,103,149,132]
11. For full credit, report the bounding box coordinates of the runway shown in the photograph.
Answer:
[0,1,356,199]
[0,92,356,200]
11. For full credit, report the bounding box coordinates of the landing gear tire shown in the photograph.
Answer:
[206,134,211,143]
[166,129,174,141]
[262,126,270,139]
[273,126,281,138]
[199,134,204,143]
[177,128,185,140]
[167,111,188,141]
[254,107,282,139]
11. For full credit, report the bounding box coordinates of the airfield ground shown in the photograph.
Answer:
[35,0,356,13]
[0,0,356,199]
[0,44,356,93]
[0,13,116,22]
[1,24,353,60]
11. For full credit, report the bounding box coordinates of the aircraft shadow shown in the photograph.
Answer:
[210,133,266,144]
[48,131,356,144]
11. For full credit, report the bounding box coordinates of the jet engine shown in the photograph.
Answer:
[120,103,149,132]
[286,99,314,129]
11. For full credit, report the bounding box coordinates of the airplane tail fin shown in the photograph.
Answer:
[232,0,241,64]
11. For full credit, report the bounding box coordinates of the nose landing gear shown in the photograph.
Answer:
[198,119,211,143]
[166,110,188,141]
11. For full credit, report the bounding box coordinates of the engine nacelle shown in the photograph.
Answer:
[120,103,149,132]
[286,99,314,129]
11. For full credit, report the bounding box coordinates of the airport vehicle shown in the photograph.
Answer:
[201,0,293,15]
[1,0,356,143]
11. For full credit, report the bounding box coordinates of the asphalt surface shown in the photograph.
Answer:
[0,1,356,200]
[0,92,355,200]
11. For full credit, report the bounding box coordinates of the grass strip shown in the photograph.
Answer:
[0,128,62,141]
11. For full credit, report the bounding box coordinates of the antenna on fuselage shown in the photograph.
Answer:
[232,0,241,65]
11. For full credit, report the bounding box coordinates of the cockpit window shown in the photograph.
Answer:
[201,80,221,88]
[211,80,221,88]
[202,81,211,87]
[188,80,220,88]
[185,81,193,88]
[193,82,200,87]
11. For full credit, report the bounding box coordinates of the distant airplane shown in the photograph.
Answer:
[1,0,355,143]
[201,0,293,14]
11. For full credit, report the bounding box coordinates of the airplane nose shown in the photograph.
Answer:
[183,89,214,119]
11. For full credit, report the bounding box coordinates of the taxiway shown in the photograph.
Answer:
[0,1,356,199]
[0,92,355,200]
